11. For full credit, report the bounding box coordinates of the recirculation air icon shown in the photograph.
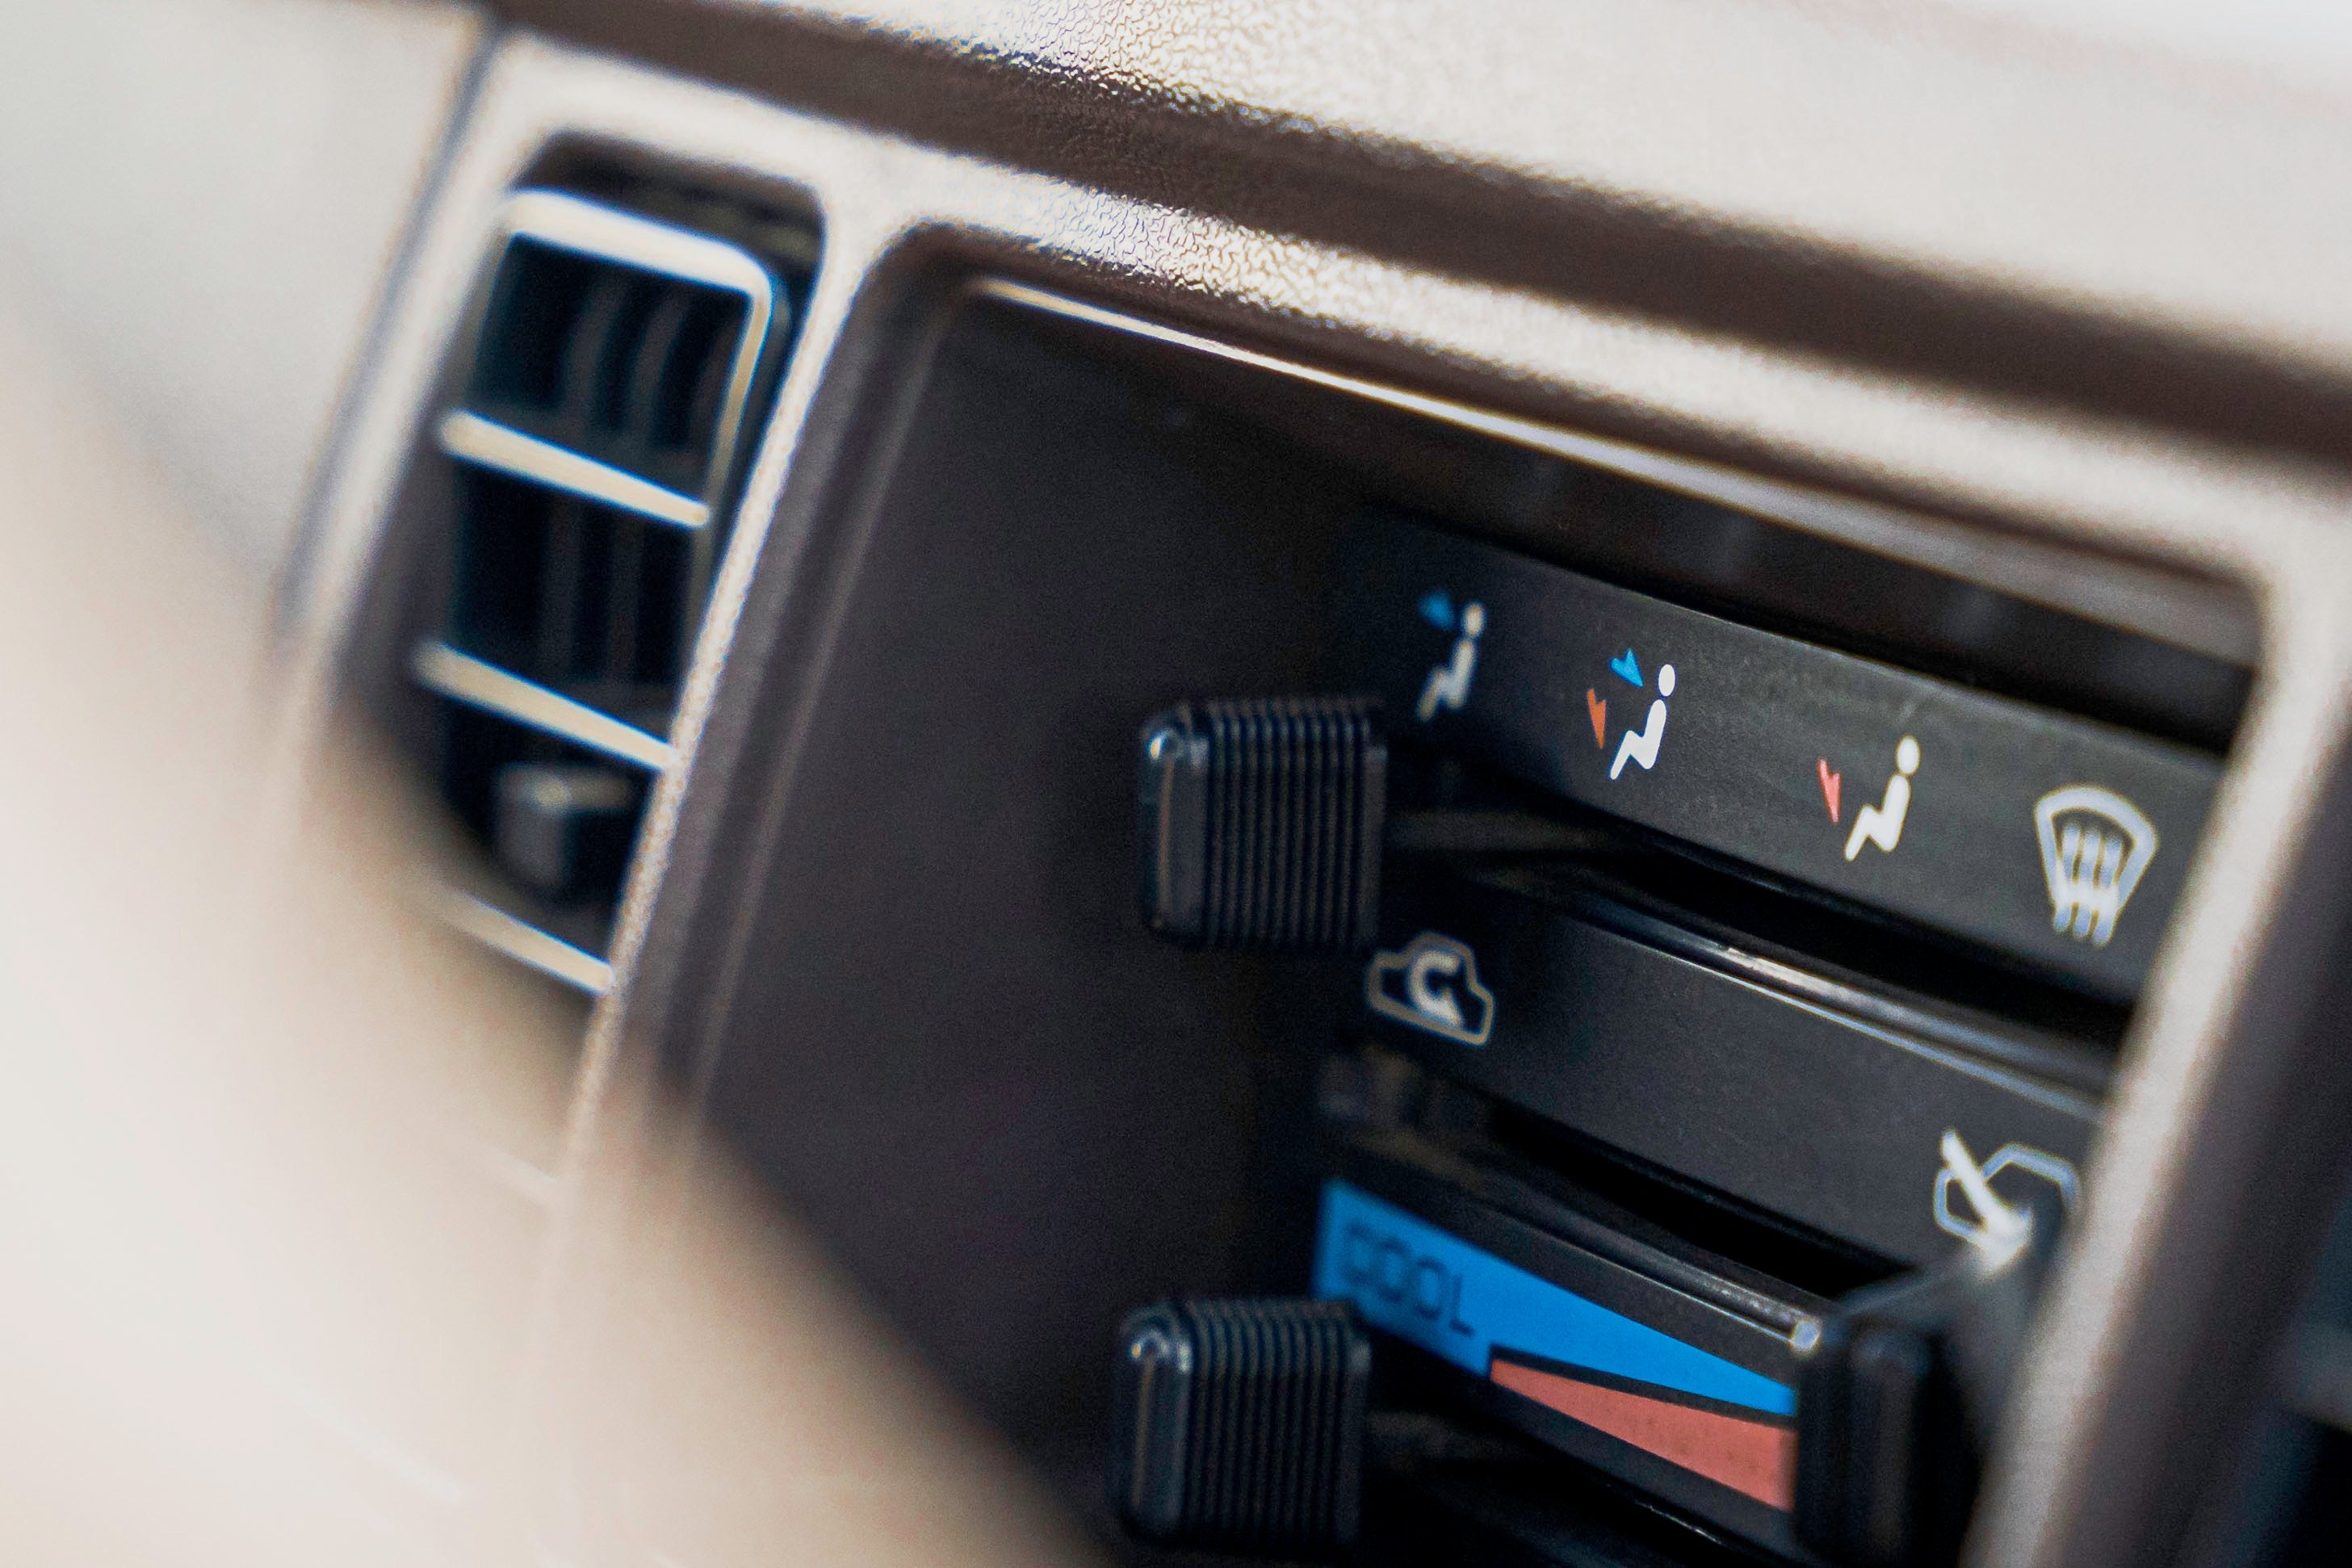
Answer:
[1366,933,1495,1046]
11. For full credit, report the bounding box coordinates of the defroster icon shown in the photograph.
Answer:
[2035,786,2158,947]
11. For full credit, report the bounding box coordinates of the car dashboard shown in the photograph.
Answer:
[10,4,2352,1566]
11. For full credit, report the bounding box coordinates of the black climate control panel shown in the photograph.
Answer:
[1335,515,2220,999]
[1365,861,2098,1268]
[1123,505,2229,1568]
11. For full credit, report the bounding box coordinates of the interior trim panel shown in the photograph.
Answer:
[277,23,2352,1568]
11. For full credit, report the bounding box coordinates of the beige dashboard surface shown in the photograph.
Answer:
[0,280,1092,1568]
[515,0,2352,386]
[0,0,481,606]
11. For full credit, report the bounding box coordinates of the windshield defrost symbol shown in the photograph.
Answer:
[2035,786,2157,946]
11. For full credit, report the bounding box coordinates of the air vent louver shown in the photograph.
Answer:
[398,187,811,994]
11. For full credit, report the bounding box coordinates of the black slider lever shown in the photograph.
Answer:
[1110,1297,1373,1556]
[1137,695,1591,954]
[1795,1131,2066,1568]
[1138,697,1388,954]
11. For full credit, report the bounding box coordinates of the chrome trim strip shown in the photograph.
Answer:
[437,409,710,529]
[434,887,614,997]
[410,640,676,772]
[493,188,777,509]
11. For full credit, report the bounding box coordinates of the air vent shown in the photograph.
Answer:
[403,187,811,996]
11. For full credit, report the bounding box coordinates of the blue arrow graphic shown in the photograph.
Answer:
[1609,649,1643,688]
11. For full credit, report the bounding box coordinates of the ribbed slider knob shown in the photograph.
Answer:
[1136,696,1386,953]
[1110,1298,1372,1555]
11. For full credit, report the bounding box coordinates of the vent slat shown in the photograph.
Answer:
[432,889,614,997]
[439,411,710,530]
[396,187,804,979]
[411,642,676,774]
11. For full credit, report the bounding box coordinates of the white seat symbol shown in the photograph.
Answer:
[1416,602,1484,722]
[2034,786,2157,946]
[1844,735,1919,861]
[1608,663,1675,779]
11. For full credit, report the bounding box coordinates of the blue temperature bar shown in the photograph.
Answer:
[1310,1180,1793,1417]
